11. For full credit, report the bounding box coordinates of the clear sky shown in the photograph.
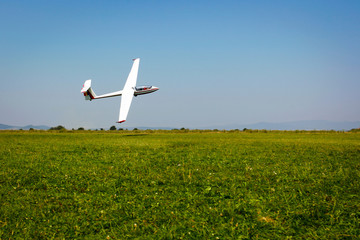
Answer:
[1,0,359,129]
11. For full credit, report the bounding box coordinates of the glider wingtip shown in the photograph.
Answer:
[117,120,126,123]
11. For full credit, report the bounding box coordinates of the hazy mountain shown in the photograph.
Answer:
[0,124,49,130]
[0,124,14,130]
[2,120,359,131]
[126,121,360,131]
[205,120,360,131]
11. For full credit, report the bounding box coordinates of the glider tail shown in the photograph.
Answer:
[81,79,97,100]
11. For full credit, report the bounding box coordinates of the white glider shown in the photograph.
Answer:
[81,58,159,123]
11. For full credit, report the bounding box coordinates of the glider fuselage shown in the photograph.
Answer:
[82,86,159,100]
[134,86,159,96]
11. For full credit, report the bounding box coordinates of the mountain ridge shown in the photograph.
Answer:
[203,120,360,131]
[133,120,360,131]
[0,124,50,130]
[1,120,359,131]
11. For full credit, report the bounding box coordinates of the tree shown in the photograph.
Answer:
[77,127,85,131]
[49,125,66,130]
[110,126,116,131]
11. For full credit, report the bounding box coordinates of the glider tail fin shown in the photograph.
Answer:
[81,79,97,100]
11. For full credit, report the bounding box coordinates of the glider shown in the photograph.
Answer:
[81,58,159,123]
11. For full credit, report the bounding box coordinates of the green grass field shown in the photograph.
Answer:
[0,130,359,239]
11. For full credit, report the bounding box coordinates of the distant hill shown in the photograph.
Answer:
[0,124,49,130]
[205,120,360,131]
[0,124,13,130]
[130,120,360,131]
[2,120,359,131]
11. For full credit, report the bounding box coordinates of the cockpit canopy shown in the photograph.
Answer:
[135,86,152,91]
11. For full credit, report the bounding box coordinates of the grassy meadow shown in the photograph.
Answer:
[0,130,359,239]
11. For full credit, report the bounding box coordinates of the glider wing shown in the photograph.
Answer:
[117,58,140,123]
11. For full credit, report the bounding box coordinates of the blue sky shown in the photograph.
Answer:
[1,1,359,129]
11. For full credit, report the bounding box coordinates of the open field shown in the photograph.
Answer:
[0,130,359,239]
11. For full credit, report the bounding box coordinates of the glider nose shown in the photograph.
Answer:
[152,86,159,91]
